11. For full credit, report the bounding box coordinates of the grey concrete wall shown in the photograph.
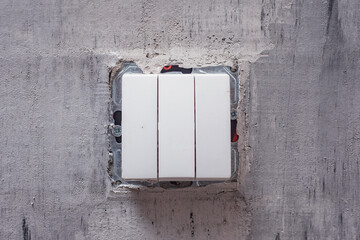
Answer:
[0,0,359,239]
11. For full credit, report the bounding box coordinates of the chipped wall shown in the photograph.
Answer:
[1,0,360,239]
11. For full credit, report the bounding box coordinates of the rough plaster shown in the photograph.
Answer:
[1,0,360,239]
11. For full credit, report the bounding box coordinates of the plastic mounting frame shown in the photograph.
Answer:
[109,62,239,188]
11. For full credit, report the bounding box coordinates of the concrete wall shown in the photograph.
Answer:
[1,0,359,239]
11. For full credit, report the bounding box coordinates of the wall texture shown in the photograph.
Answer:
[0,0,359,239]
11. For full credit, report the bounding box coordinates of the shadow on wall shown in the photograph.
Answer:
[86,187,250,239]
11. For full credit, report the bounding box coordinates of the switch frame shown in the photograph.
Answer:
[109,63,239,188]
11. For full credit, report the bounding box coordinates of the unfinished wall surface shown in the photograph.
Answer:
[0,0,359,239]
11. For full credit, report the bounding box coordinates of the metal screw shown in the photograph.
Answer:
[231,111,237,119]
[112,125,122,137]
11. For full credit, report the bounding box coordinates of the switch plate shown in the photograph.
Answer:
[195,74,231,180]
[121,74,158,180]
[158,74,195,180]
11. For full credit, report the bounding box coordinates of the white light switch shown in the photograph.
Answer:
[121,74,158,180]
[158,74,195,180]
[121,73,232,181]
[195,74,231,180]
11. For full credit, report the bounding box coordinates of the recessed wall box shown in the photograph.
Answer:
[109,63,239,187]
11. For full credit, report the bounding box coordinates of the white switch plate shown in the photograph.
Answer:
[121,74,158,180]
[119,72,233,182]
[195,74,231,180]
[158,74,195,180]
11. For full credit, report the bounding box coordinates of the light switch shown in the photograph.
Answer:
[195,74,231,180]
[120,72,233,182]
[121,74,158,180]
[158,74,195,180]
